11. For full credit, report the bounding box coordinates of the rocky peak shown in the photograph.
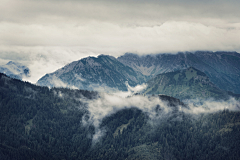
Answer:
[0,61,30,80]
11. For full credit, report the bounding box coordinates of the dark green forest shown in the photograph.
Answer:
[0,73,240,160]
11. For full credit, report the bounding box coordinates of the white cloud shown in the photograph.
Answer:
[182,97,240,115]
[79,93,240,144]
[81,93,172,143]
[126,82,147,93]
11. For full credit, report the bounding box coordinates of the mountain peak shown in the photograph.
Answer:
[97,54,111,58]
[6,61,20,66]
[0,61,30,80]
[145,67,227,100]
[37,55,146,91]
[6,61,14,65]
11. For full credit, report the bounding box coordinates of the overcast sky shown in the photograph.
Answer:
[1,0,240,83]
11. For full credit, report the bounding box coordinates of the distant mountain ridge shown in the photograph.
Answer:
[118,51,240,94]
[37,51,240,95]
[0,61,30,80]
[144,67,229,100]
[37,55,146,91]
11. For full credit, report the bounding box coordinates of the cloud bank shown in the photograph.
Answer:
[1,0,240,83]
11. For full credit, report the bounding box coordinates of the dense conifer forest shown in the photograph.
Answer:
[0,73,240,160]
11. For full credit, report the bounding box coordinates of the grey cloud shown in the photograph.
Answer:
[1,0,240,84]
[1,0,240,26]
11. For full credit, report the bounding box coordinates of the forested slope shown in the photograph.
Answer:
[0,73,240,160]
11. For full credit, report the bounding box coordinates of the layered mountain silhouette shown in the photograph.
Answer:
[118,51,240,94]
[36,51,240,100]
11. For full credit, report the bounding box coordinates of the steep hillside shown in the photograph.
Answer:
[118,51,240,94]
[1,73,240,160]
[144,67,229,100]
[37,55,146,91]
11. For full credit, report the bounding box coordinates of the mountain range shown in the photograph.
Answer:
[0,61,30,80]
[118,51,240,94]
[36,51,240,100]
[37,55,146,91]
[0,51,240,159]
